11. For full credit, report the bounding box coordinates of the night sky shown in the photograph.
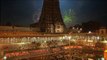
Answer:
[1,0,107,27]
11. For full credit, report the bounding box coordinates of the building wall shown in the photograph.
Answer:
[0,26,39,32]
[99,28,107,34]
[39,0,65,33]
[55,24,64,33]
[0,26,13,31]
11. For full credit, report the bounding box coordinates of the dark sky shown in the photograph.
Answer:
[1,0,107,27]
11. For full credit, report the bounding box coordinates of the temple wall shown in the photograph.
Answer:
[0,26,39,32]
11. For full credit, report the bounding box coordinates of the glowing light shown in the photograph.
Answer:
[80,28,82,31]
[105,50,107,52]
[88,31,92,34]
[15,42,29,45]
[97,36,100,40]
[72,27,75,29]
[101,41,107,43]
[44,41,46,43]
[101,57,104,60]
[88,58,94,60]
[63,9,75,27]
[3,56,7,60]
[68,36,71,40]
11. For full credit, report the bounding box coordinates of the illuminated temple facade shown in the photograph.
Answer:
[39,0,65,33]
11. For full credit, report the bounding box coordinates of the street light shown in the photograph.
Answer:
[68,36,71,40]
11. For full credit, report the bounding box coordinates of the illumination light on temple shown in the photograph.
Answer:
[63,9,75,27]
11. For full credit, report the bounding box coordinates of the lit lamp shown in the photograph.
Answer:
[68,36,71,40]
[88,31,92,34]
[96,36,100,40]
[63,35,67,40]
[3,56,7,60]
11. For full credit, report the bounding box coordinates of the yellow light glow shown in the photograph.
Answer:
[103,41,107,43]
[104,50,107,52]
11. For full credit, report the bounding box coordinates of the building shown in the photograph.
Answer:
[30,22,40,32]
[81,21,100,33]
[39,0,65,33]
[68,25,82,34]
[98,27,107,35]
[0,26,39,32]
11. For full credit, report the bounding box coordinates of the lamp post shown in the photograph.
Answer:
[68,36,71,60]
[68,36,71,46]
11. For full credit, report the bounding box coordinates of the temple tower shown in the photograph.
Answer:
[39,0,65,33]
